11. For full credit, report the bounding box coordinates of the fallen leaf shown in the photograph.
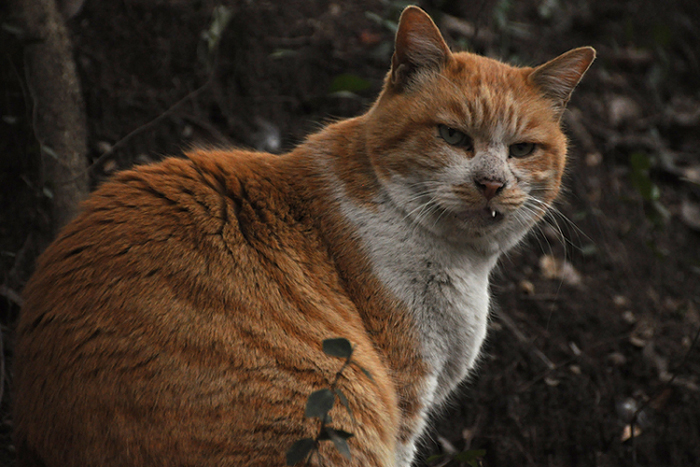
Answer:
[608,95,642,128]
[658,151,700,185]
[103,159,119,174]
[519,280,535,295]
[539,255,582,286]
[607,352,627,366]
[622,310,637,324]
[613,295,630,308]
[621,424,643,442]
[609,47,654,68]
[665,95,700,127]
[629,319,654,347]
[680,199,700,231]
[359,30,382,46]
[642,342,670,381]
[585,152,603,167]
[629,335,647,348]
[544,376,560,387]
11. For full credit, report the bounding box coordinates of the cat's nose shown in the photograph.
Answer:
[475,178,505,201]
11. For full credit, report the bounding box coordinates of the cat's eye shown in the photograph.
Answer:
[509,142,536,158]
[438,125,472,148]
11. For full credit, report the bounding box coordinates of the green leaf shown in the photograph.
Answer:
[206,5,233,53]
[318,425,353,442]
[331,429,354,440]
[269,49,298,59]
[652,23,672,48]
[305,389,335,419]
[630,151,651,172]
[358,365,374,382]
[322,338,353,359]
[327,428,352,460]
[286,438,315,466]
[426,454,446,463]
[365,11,398,33]
[454,449,487,463]
[329,74,371,93]
[629,152,660,202]
[334,388,355,424]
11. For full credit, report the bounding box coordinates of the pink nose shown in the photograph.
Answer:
[475,178,504,201]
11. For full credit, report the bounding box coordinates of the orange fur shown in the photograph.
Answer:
[14,6,594,467]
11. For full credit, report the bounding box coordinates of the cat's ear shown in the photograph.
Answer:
[529,47,596,119]
[390,6,451,89]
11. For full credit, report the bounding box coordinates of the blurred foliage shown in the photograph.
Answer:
[629,152,670,228]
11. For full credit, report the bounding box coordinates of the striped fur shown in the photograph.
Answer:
[13,6,594,467]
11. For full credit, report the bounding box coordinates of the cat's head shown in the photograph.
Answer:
[365,6,595,253]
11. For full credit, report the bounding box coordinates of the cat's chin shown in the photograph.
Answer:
[437,207,511,240]
[453,207,506,225]
[423,207,532,253]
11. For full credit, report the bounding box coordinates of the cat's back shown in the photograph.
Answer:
[14,149,398,467]
[20,149,276,332]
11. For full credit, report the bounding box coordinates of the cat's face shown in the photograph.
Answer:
[365,7,594,253]
[367,54,567,252]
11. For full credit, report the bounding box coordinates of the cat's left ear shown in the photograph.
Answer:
[390,6,451,89]
[529,47,596,119]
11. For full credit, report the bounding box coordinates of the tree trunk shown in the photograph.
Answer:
[10,0,88,235]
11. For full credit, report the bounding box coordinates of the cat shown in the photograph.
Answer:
[13,6,594,467]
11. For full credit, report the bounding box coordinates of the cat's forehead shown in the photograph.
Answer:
[449,52,522,79]
[433,52,554,141]
[442,52,534,103]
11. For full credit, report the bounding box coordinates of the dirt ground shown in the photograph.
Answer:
[1,1,699,466]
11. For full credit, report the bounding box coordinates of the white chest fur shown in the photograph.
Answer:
[339,190,498,408]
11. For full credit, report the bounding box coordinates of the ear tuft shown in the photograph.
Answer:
[391,6,451,88]
[529,47,596,117]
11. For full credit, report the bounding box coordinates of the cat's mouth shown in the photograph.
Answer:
[481,207,504,223]
[452,206,505,225]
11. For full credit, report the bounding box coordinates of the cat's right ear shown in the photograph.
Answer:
[390,6,451,89]
[529,47,596,119]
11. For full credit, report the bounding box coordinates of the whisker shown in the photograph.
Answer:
[525,195,592,254]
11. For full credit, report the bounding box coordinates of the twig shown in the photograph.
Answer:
[181,114,234,147]
[630,323,700,467]
[7,233,36,289]
[0,327,4,407]
[495,309,556,371]
[470,0,492,47]
[563,107,598,155]
[0,285,24,307]
[516,354,578,394]
[57,73,216,186]
[518,294,562,301]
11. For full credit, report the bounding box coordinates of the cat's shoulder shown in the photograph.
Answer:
[85,148,279,209]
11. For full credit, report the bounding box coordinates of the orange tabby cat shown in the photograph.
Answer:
[14,6,594,467]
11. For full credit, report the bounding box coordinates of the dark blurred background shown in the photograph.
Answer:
[1,1,699,466]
